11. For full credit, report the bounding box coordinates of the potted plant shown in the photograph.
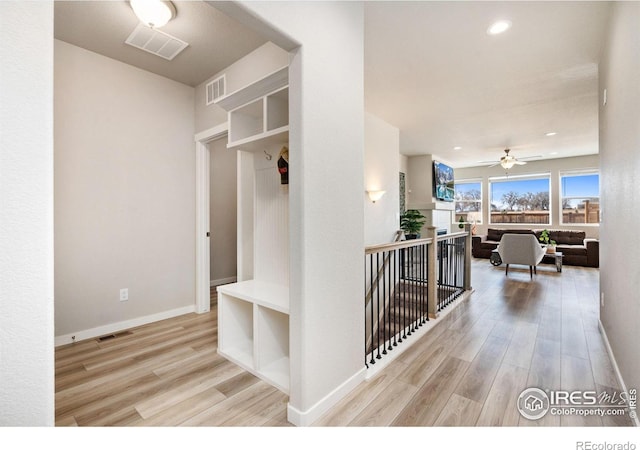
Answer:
[538,229,557,254]
[401,209,426,239]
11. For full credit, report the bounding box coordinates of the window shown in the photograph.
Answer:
[454,180,482,224]
[489,174,551,225]
[560,171,600,225]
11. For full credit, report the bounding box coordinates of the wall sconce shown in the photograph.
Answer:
[367,190,386,203]
[130,0,176,28]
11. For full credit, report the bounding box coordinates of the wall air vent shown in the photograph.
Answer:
[206,75,226,105]
[125,23,188,61]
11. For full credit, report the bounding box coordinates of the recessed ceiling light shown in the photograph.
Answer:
[549,152,558,155]
[487,20,512,36]
[545,132,557,137]
[454,146,462,150]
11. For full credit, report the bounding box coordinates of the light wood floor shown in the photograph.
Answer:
[55,260,633,427]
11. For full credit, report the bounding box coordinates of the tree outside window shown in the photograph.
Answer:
[489,176,551,225]
[560,172,599,225]
[454,181,482,224]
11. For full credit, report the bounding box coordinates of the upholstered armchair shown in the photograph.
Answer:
[497,233,546,278]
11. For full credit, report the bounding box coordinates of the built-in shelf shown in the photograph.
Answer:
[216,66,289,153]
[215,66,288,112]
[227,126,289,152]
[217,280,290,393]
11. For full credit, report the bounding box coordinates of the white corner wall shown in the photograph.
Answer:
[364,112,400,246]
[0,1,54,426]
[54,40,196,342]
[598,1,640,403]
[217,1,365,426]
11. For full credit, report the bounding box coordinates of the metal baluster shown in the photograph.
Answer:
[376,252,381,360]
[382,251,387,355]
[403,247,408,339]
[413,247,420,331]
[420,242,424,324]
[422,242,426,323]
[409,246,413,332]
[365,256,369,368]
[385,252,393,350]
[389,250,398,347]
[425,242,429,321]
[369,254,375,365]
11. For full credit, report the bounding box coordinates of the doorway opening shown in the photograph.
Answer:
[207,135,238,309]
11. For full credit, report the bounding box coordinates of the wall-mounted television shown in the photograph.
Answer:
[433,160,455,202]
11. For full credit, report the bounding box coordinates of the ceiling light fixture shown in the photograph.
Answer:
[487,20,512,36]
[454,146,462,150]
[545,132,557,136]
[500,159,515,170]
[130,0,176,29]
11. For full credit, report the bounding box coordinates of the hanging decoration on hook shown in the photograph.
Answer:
[263,149,272,161]
[277,146,289,185]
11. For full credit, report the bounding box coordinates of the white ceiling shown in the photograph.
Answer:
[54,1,612,168]
[365,1,611,167]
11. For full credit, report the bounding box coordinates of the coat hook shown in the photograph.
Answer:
[263,150,272,160]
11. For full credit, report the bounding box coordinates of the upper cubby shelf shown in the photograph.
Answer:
[214,66,288,112]
[214,66,289,152]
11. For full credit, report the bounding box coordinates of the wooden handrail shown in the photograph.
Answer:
[365,237,432,255]
[436,231,468,242]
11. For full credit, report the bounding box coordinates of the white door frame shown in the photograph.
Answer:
[194,122,229,313]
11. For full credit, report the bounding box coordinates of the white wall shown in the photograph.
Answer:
[364,112,400,246]
[195,42,290,133]
[0,1,54,426]
[598,1,640,404]
[209,138,237,285]
[54,40,196,340]
[455,154,600,239]
[405,154,455,235]
[219,1,365,426]
[252,152,290,286]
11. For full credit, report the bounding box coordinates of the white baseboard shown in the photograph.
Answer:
[210,276,237,287]
[54,304,196,347]
[287,367,367,426]
[598,319,640,427]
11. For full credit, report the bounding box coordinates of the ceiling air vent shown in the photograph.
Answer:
[206,75,226,105]
[125,23,188,61]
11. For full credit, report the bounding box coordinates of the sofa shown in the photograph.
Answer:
[472,228,599,268]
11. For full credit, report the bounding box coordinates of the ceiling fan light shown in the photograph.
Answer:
[500,159,515,169]
[130,0,176,29]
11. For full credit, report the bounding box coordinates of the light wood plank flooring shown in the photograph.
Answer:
[55,260,633,427]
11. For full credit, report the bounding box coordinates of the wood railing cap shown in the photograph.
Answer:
[365,237,433,255]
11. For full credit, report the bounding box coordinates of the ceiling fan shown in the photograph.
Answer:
[483,148,540,170]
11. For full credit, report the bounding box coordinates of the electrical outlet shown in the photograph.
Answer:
[601,292,605,308]
[120,288,129,302]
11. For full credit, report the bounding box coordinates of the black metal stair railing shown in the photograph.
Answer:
[436,234,466,312]
[364,238,430,368]
[364,229,470,369]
